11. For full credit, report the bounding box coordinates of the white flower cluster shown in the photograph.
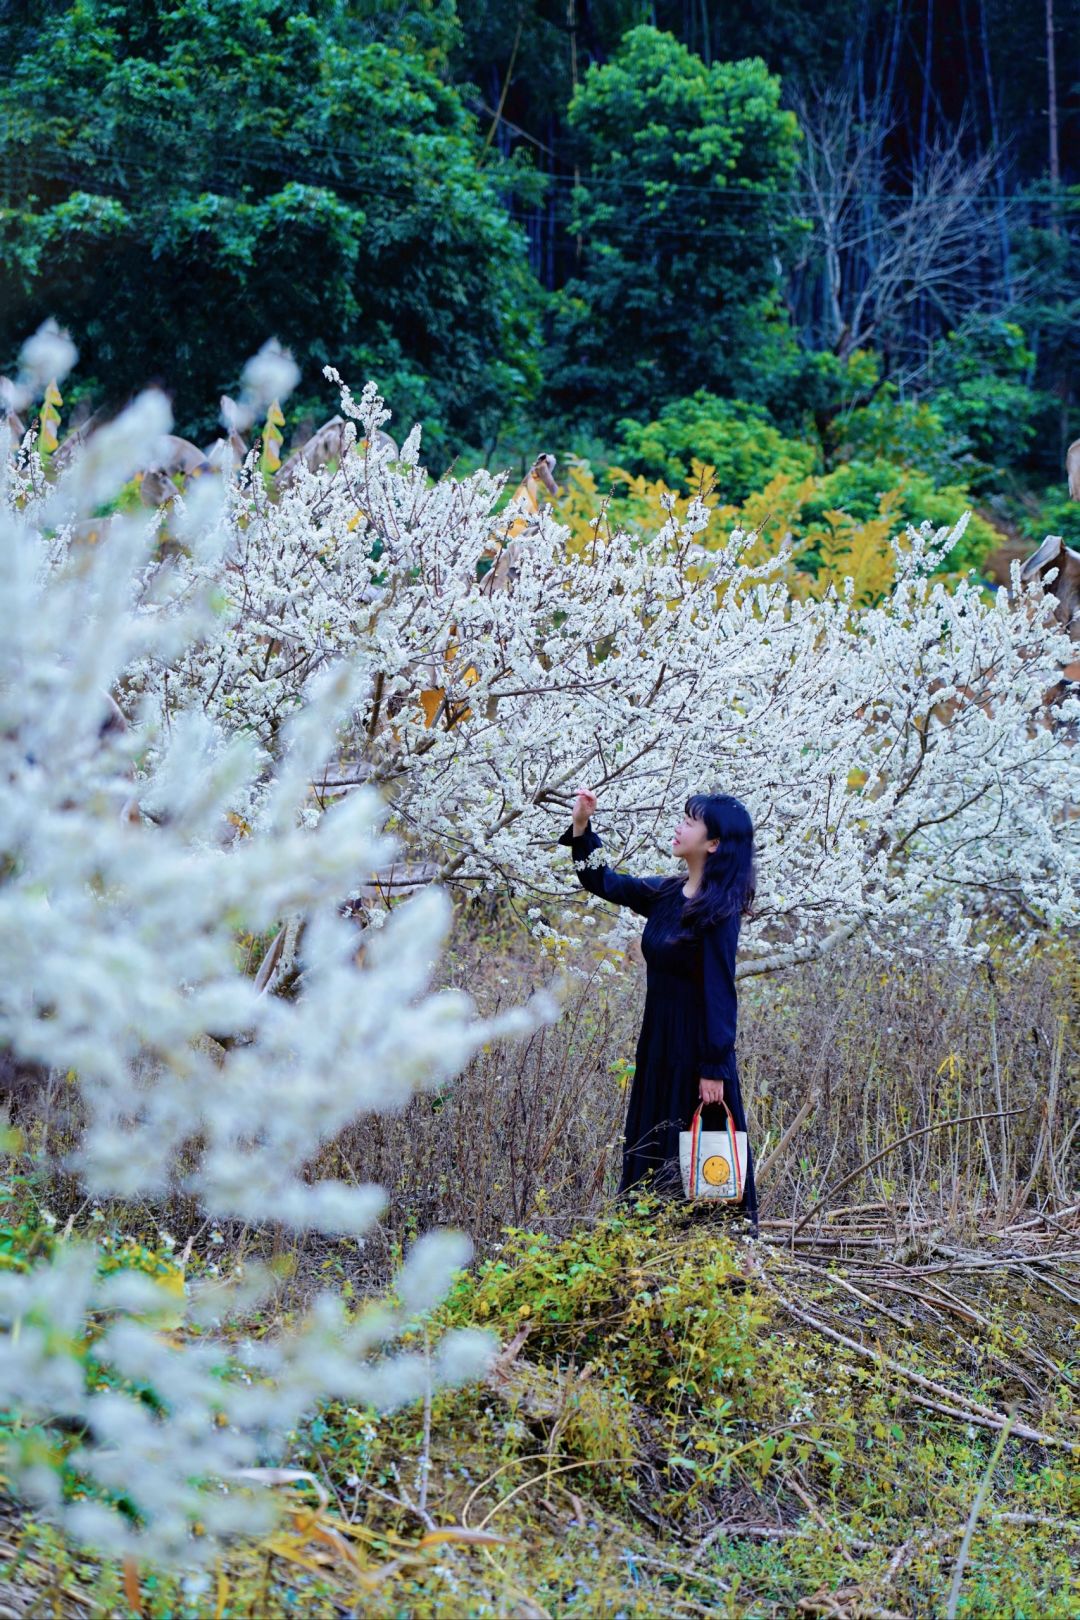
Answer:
[0,1239,492,1563]
[0,343,561,1560]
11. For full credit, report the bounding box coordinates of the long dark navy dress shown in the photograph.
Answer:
[558,818,757,1223]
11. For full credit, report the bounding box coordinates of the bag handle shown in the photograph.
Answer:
[688,1099,741,1200]
[690,1099,735,1129]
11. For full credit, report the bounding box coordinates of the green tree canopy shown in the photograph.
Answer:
[616,391,816,497]
[552,25,802,426]
[924,318,1041,484]
[0,0,541,448]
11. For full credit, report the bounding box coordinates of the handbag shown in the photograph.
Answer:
[679,1100,747,1202]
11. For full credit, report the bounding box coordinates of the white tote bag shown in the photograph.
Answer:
[679,1101,747,1202]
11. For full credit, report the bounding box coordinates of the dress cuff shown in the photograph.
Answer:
[557,820,599,849]
[698,1047,735,1082]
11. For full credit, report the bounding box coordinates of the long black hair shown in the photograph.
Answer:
[660,792,757,940]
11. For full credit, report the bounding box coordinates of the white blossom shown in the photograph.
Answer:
[6,317,80,410]
[240,337,301,413]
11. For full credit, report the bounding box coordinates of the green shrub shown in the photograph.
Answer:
[615,392,817,501]
[926,319,1041,483]
[839,386,969,484]
[1025,489,1080,549]
[807,459,1004,574]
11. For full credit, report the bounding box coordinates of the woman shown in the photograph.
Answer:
[558,787,757,1231]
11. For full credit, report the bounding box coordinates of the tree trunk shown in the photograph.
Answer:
[918,0,936,353]
[919,0,935,168]
[959,0,983,149]
[546,114,557,293]
[1046,0,1060,230]
[978,0,1013,300]
[568,0,582,266]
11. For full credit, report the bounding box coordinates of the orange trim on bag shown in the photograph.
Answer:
[689,1101,742,1201]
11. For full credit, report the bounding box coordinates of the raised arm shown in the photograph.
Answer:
[699,912,741,1081]
[557,819,666,919]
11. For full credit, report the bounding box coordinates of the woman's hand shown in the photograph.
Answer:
[572,786,598,836]
[699,1078,725,1106]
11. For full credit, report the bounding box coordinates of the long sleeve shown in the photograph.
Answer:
[557,819,665,919]
[699,914,740,1081]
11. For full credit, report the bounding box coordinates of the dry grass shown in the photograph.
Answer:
[301,907,1079,1293]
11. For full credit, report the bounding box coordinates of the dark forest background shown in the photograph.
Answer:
[1,0,1078,561]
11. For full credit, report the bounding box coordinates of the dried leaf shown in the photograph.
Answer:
[418,1526,513,1548]
[122,1555,143,1615]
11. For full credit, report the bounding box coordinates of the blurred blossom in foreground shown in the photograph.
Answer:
[0,370,558,1564]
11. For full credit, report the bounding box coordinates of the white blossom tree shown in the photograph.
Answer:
[114,366,1078,973]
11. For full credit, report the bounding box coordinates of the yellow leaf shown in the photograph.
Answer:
[122,1555,143,1614]
[38,380,64,455]
[305,1519,366,1573]
[214,1569,230,1620]
[260,401,285,473]
[418,1527,513,1548]
[420,687,444,727]
[262,1536,328,1573]
[134,1266,186,1331]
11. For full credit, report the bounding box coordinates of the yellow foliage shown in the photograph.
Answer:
[133,1265,187,1332]
[811,496,905,604]
[39,380,63,454]
[555,460,936,609]
[419,629,480,729]
[555,455,721,561]
[260,401,286,475]
[417,687,443,728]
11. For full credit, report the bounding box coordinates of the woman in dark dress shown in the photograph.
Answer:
[558,787,757,1230]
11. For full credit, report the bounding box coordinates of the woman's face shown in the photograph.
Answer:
[672,808,717,859]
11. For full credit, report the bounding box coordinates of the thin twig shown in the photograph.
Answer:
[753,1266,1066,1449]
[945,1408,1017,1620]
[791,1108,1026,1238]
